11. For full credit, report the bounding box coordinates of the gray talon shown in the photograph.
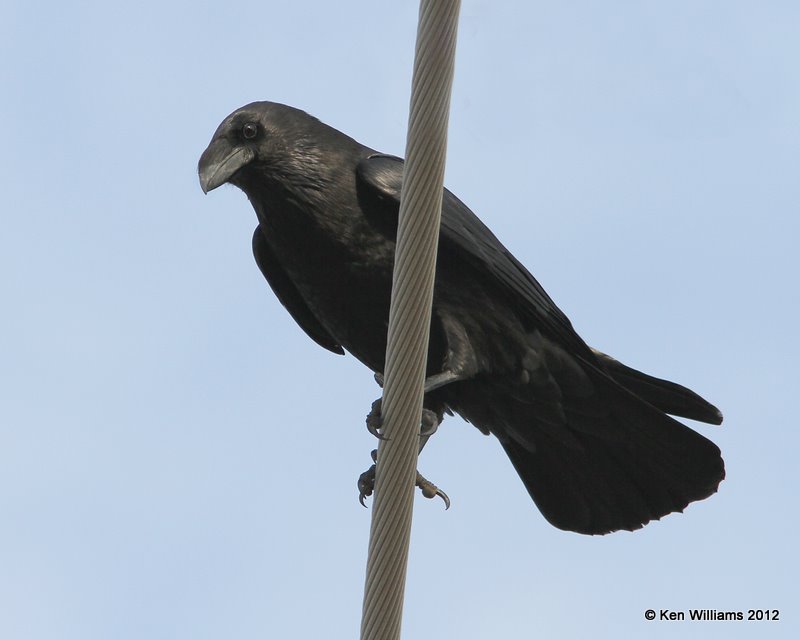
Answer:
[415,471,451,509]
[366,399,389,440]
[358,449,380,506]
[358,466,376,506]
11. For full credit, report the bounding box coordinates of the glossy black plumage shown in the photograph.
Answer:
[199,101,724,534]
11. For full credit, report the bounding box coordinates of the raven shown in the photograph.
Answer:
[198,101,724,535]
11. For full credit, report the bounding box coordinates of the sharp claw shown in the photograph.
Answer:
[438,488,451,510]
[415,472,451,509]
[366,399,389,440]
[358,458,377,507]
[366,421,389,440]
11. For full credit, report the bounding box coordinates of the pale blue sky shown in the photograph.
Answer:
[1,2,798,639]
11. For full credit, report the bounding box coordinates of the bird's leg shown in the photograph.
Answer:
[422,370,463,393]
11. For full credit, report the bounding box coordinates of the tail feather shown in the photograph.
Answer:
[592,349,723,425]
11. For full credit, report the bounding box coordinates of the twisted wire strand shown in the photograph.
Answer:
[360,2,461,639]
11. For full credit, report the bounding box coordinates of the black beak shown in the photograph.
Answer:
[198,139,255,194]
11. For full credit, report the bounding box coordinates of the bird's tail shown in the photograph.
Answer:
[491,357,724,535]
[448,337,725,536]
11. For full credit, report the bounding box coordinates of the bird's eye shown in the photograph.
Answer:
[242,122,258,139]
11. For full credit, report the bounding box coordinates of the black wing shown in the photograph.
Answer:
[252,226,344,355]
[355,154,593,359]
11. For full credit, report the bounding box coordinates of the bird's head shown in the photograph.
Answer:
[198,101,352,196]
[199,102,299,194]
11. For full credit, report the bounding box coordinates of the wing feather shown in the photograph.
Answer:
[356,154,592,358]
[252,226,344,355]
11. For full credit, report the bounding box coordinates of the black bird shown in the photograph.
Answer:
[198,101,724,535]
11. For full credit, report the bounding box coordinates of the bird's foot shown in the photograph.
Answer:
[358,449,450,509]
[357,449,379,505]
[366,399,442,440]
[366,398,388,439]
[415,469,451,508]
